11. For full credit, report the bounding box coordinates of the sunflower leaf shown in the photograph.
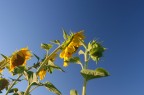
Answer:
[78,50,85,55]
[51,40,61,45]
[44,81,61,95]
[47,61,65,73]
[20,92,31,95]
[33,53,40,61]
[24,71,38,85]
[41,43,53,51]
[48,64,65,73]
[0,54,8,60]
[13,66,26,75]
[80,68,109,81]
[8,88,18,93]
[62,29,68,40]
[69,57,80,63]
[0,59,8,70]
[31,82,43,87]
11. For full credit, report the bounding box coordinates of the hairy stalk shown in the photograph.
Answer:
[6,60,39,95]
[24,83,33,95]
[29,85,39,93]
[5,74,23,95]
[82,50,88,95]
[25,45,62,95]
[36,45,62,73]
[82,78,87,95]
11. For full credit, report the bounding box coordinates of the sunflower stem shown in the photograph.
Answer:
[79,62,84,69]
[29,85,39,93]
[5,74,23,95]
[82,78,87,95]
[36,45,62,74]
[82,50,88,95]
[24,83,33,95]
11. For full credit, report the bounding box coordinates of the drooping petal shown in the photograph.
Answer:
[63,61,69,67]
[38,69,46,80]
[60,50,65,58]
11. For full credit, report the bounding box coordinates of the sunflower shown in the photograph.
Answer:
[9,47,32,72]
[38,54,57,80]
[60,31,85,67]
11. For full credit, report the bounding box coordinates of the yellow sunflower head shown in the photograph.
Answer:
[60,31,85,67]
[10,47,32,72]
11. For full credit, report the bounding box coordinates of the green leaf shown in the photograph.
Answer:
[47,61,65,73]
[0,59,7,70]
[8,88,18,93]
[44,82,61,95]
[51,40,61,45]
[41,43,53,51]
[13,93,19,95]
[31,82,43,86]
[13,66,26,75]
[78,50,85,55]
[62,29,68,40]
[69,57,80,64]
[33,53,40,61]
[81,68,109,81]
[9,77,23,82]
[87,41,92,51]
[33,62,40,69]
[90,56,99,63]
[1,54,8,60]
[70,89,78,95]
[24,71,37,85]
[20,91,31,95]
[14,92,31,95]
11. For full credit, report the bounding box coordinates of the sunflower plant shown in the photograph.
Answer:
[0,30,109,95]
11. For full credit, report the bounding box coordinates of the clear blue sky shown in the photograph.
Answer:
[0,0,144,95]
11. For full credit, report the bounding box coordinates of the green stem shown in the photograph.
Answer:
[29,85,39,93]
[82,79,87,95]
[84,50,88,69]
[82,50,88,95]
[24,45,62,95]
[6,62,38,95]
[36,45,62,73]
[5,74,23,95]
[24,83,33,95]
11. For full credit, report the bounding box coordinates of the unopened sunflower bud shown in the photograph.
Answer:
[89,40,105,62]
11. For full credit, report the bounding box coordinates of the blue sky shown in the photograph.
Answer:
[0,0,144,95]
